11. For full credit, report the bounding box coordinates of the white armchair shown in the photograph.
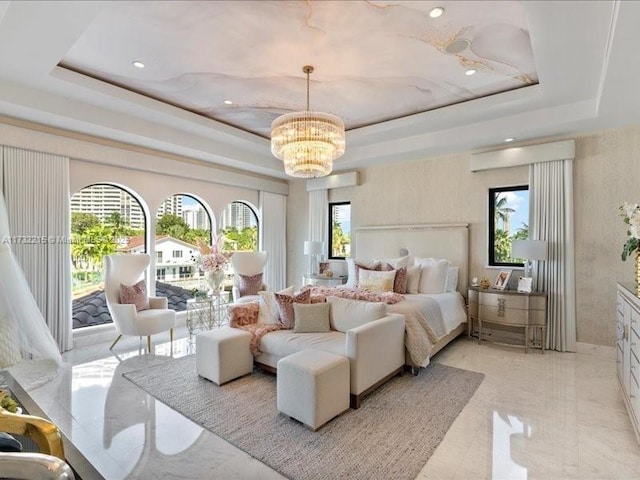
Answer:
[230,251,268,303]
[104,254,175,352]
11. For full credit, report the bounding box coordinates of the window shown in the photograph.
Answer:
[488,186,529,266]
[70,183,146,329]
[172,250,183,258]
[156,251,163,262]
[219,201,259,251]
[329,202,351,259]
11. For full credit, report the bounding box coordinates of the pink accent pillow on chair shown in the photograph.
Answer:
[238,273,264,297]
[119,279,150,311]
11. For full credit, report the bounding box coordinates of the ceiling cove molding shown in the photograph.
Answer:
[470,140,575,172]
[306,171,359,191]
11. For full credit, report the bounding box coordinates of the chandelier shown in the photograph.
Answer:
[271,65,345,178]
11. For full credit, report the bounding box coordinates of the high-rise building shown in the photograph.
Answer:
[221,202,256,230]
[156,195,183,218]
[71,184,145,229]
[182,204,209,230]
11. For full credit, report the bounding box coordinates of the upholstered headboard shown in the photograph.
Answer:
[353,223,469,296]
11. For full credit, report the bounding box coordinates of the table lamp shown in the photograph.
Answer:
[304,240,324,275]
[512,239,548,279]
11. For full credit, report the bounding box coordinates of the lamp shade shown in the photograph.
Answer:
[512,240,548,261]
[304,240,324,255]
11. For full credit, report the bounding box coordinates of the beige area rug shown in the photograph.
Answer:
[124,355,484,480]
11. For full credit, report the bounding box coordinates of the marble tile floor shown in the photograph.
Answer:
[10,328,640,480]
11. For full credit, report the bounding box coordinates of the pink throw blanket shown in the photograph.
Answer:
[302,285,405,304]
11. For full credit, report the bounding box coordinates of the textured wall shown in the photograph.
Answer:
[574,126,640,345]
[287,125,640,347]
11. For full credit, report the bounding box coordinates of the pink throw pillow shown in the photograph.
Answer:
[119,279,150,311]
[393,267,408,294]
[274,290,311,329]
[229,301,260,327]
[238,273,264,297]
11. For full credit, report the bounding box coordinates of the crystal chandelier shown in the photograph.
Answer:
[271,66,345,178]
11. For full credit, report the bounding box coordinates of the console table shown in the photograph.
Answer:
[468,286,547,353]
[616,282,640,444]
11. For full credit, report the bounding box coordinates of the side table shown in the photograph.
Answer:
[186,293,231,335]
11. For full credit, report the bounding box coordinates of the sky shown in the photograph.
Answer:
[502,190,529,234]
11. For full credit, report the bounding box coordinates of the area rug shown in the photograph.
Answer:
[124,355,484,480]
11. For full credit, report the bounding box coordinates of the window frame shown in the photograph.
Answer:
[488,185,528,267]
[328,201,351,260]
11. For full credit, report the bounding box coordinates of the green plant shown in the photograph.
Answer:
[0,391,18,413]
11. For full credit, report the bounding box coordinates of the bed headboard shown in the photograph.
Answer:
[353,223,469,296]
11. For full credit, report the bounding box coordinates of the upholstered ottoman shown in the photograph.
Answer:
[196,328,253,385]
[277,349,350,430]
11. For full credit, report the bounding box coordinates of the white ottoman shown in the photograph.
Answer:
[196,328,253,385]
[277,349,350,431]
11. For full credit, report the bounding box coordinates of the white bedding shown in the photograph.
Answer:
[388,292,466,368]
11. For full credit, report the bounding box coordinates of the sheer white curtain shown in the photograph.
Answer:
[260,191,287,292]
[529,159,577,352]
[308,189,327,245]
[2,146,72,352]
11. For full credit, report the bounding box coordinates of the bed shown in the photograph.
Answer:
[351,223,469,368]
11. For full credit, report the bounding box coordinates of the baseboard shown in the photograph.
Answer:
[576,342,616,359]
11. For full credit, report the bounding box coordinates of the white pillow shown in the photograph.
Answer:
[373,255,410,269]
[358,269,396,293]
[446,266,459,292]
[345,258,379,288]
[258,286,295,325]
[406,265,422,294]
[415,257,450,294]
[327,296,388,333]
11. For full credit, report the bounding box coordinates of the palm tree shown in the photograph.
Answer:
[494,194,515,234]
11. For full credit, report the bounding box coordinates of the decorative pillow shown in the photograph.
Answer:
[358,269,396,293]
[345,258,380,288]
[373,255,410,269]
[406,265,422,294]
[238,273,264,297]
[393,266,408,294]
[293,303,331,333]
[229,301,260,327]
[119,279,149,311]
[274,289,311,329]
[258,286,295,325]
[446,266,459,292]
[327,296,388,333]
[414,257,450,294]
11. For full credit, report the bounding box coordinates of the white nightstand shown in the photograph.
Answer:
[302,274,347,287]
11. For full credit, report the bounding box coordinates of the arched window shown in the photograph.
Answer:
[219,201,259,251]
[70,183,146,329]
[155,194,212,309]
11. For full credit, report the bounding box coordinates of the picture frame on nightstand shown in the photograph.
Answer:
[318,262,330,275]
[493,270,511,290]
[517,277,533,293]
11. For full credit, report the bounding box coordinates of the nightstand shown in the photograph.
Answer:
[468,286,547,353]
[302,274,346,287]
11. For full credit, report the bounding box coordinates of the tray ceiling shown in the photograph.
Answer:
[59,0,538,138]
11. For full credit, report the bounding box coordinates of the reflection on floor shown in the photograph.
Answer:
[13,329,640,479]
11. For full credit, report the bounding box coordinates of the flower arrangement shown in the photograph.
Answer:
[620,203,640,260]
[196,235,231,272]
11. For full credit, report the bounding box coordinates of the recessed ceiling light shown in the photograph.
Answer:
[223,100,233,105]
[505,137,515,143]
[465,69,476,76]
[429,7,444,18]
[132,61,145,69]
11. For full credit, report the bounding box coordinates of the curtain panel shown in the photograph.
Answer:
[308,189,327,245]
[2,146,72,352]
[529,159,577,352]
[260,191,286,292]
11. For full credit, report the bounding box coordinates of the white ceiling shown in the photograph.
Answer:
[0,1,636,180]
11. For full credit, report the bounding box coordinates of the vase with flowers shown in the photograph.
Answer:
[619,203,640,293]
[196,235,232,295]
